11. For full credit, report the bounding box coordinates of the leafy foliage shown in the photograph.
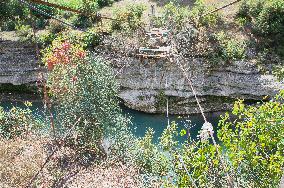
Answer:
[127,91,284,187]
[189,0,220,27]
[15,22,33,43]
[155,0,219,31]
[213,31,247,62]
[38,30,57,48]
[0,0,29,31]
[44,39,125,152]
[0,0,54,31]
[238,0,284,58]
[0,102,42,139]
[238,0,284,36]
[156,90,167,109]
[131,128,171,176]
[218,92,284,186]
[156,2,190,30]
[111,4,146,31]
[83,28,104,48]
[96,0,116,8]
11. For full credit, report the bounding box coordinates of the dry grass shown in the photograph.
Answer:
[0,135,47,188]
[0,135,145,188]
[65,162,144,188]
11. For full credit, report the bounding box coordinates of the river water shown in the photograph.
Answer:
[1,99,223,142]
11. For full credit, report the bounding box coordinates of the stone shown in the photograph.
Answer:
[1,31,283,114]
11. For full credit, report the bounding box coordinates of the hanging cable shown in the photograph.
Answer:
[18,0,93,35]
[165,76,170,126]
[174,55,234,187]
[200,0,242,18]
[29,0,119,21]
[176,151,198,188]
[175,57,207,122]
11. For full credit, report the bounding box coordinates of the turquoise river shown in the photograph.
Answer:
[1,99,223,142]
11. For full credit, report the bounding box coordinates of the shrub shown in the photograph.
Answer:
[238,0,284,36]
[15,22,33,43]
[111,4,146,31]
[72,15,95,28]
[156,90,167,109]
[43,40,126,152]
[0,0,52,31]
[38,30,57,48]
[132,128,171,176]
[213,31,247,62]
[158,2,190,30]
[218,91,284,186]
[0,0,29,31]
[155,0,219,31]
[83,28,103,48]
[189,0,220,27]
[128,90,284,187]
[97,0,114,7]
[0,102,42,139]
[48,19,67,34]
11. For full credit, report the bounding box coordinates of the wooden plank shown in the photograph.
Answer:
[136,54,169,58]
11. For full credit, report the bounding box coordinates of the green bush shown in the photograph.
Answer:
[238,0,284,36]
[15,22,33,43]
[158,2,190,30]
[127,90,284,187]
[37,30,57,48]
[97,0,114,7]
[156,90,167,109]
[0,0,53,31]
[48,19,67,33]
[82,28,103,48]
[0,103,42,139]
[40,28,102,50]
[111,4,146,31]
[72,15,97,29]
[189,0,220,27]
[155,0,219,31]
[44,40,125,151]
[213,31,247,62]
[0,0,29,31]
[218,91,284,186]
[131,128,171,176]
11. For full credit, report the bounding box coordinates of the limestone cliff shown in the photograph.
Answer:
[0,32,43,85]
[1,32,283,114]
[113,56,284,114]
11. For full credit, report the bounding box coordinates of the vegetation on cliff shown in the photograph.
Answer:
[0,0,284,187]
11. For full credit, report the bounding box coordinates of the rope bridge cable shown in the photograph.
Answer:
[28,0,120,21]
[179,0,243,28]
[18,0,94,35]
[200,0,242,18]
[176,151,198,188]
[174,56,207,123]
[174,55,234,187]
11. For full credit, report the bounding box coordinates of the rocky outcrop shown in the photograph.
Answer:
[1,31,283,114]
[0,32,43,85]
[114,57,284,114]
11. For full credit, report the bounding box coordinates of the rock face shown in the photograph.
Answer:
[114,57,284,114]
[0,32,43,85]
[1,31,283,114]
